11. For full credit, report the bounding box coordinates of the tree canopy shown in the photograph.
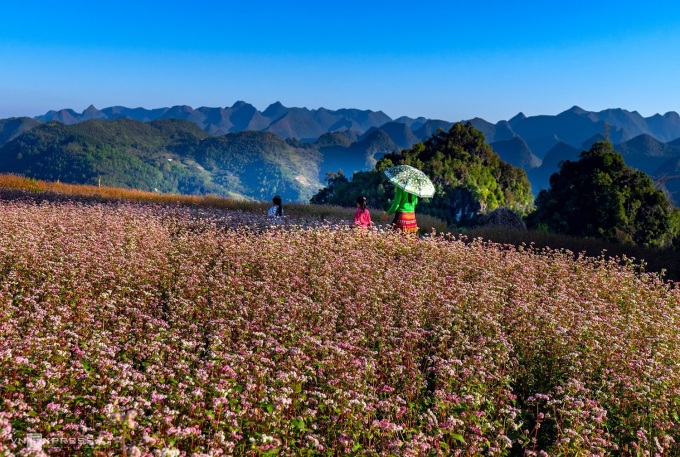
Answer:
[527,141,680,247]
[311,122,534,226]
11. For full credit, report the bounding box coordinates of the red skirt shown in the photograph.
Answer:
[392,211,418,233]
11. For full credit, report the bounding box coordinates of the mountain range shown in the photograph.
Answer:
[2,102,680,205]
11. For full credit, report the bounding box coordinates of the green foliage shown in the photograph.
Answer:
[309,171,350,205]
[0,119,322,202]
[310,170,391,211]
[527,141,680,247]
[310,122,534,226]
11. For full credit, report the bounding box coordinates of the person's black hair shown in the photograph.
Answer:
[356,195,367,212]
[273,195,283,216]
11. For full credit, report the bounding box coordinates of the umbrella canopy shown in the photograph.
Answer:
[383,164,435,198]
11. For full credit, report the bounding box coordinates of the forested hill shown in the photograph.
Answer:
[0,118,323,202]
[27,102,680,204]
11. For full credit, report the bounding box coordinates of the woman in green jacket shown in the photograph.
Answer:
[380,186,418,233]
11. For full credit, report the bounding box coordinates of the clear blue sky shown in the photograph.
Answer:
[2,0,680,123]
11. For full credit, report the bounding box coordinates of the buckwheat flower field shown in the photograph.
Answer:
[1,199,679,456]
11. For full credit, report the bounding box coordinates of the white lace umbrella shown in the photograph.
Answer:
[383,165,435,198]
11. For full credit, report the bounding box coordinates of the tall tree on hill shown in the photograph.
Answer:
[369,122,533,225]
[527,141,680,247]
[310,122,534,226]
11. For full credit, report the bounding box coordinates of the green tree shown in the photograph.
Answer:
[310,171,350,205]
[310,170,390,210]
[527,141,680,247]
[311,123,534,226]
[381,122,533,223]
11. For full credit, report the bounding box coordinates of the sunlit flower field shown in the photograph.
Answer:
[1,199,679,456]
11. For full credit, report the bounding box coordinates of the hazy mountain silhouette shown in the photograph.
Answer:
[508,106,631,150]
[540,142,581,172]
[354,129,400,167]
[38,102,395,141]
[35,102,680,149]
[653,153,680,204]
[315,131,358,148]
[468,118,497,142]
[490,136,541,170]
[360,122,419,150]
[527,142,581,195]
[414,120,454,140]
[615,134,680,172]
[394,115,428,131]
[317,142,371,179]
[266,110,328,141]
[0,117,43,145]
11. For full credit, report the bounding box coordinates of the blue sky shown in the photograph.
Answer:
[2,0,680,123]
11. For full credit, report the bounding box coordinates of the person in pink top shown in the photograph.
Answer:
[353,195,373,227]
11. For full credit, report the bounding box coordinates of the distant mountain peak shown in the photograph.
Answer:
[231,100,252,109]
[509,112,526,123]
[163,105,193,114]
[564,105,587,115]
[265,101,285,111]
[81,104,105,121]
[262,101,288,119]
